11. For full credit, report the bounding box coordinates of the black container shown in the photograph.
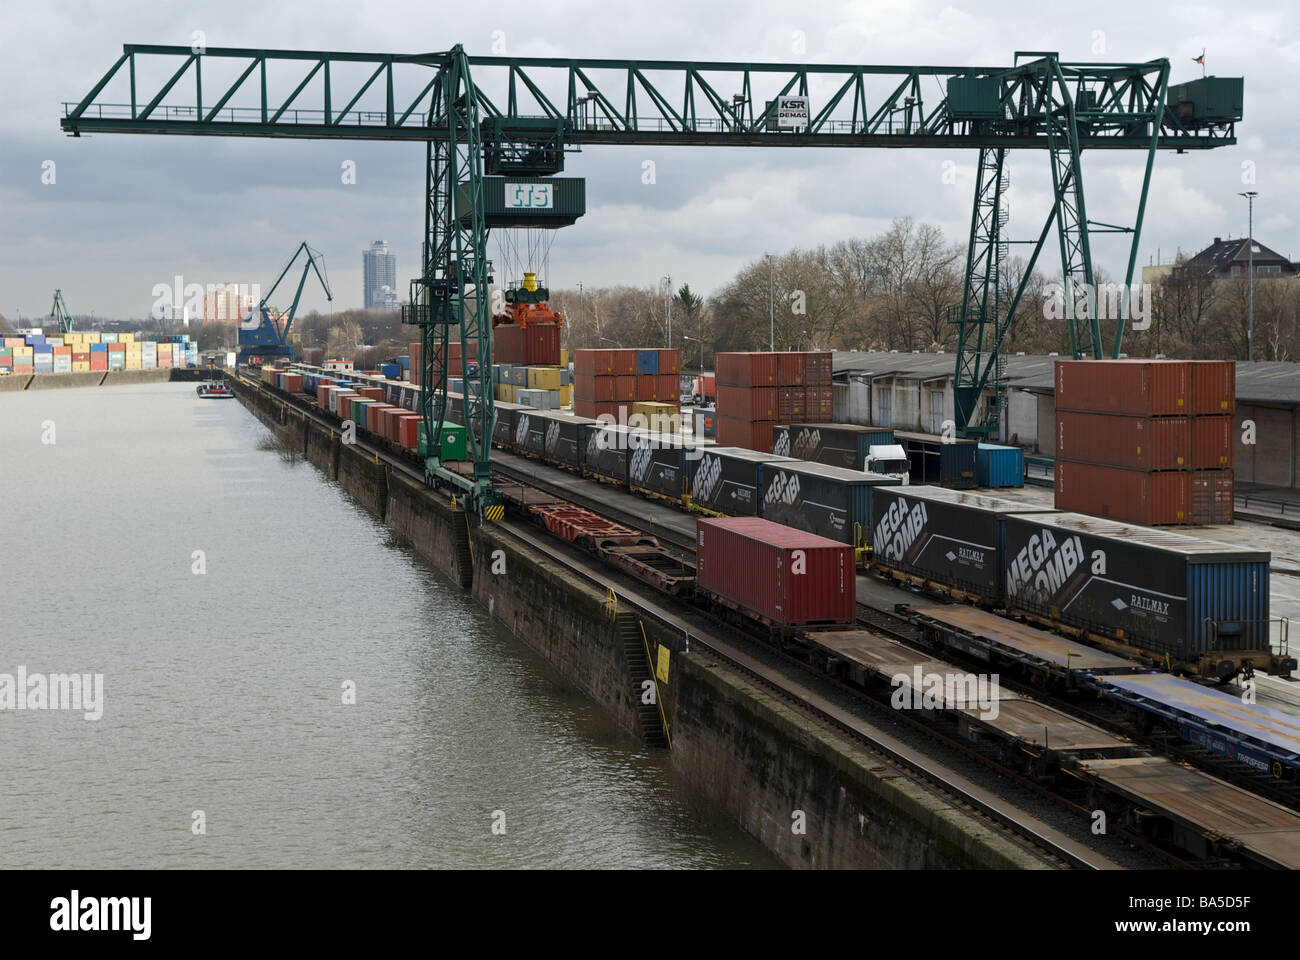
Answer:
[895,431,978,488]
[871,486,1056,596]
[773,423,895,470]
[1002,512,1271,661]
[583,423,631,484]
[688,447,796,517]
[542,411,596,470]
[760,461,900,547]
[513,408,548,457]
[493,400,525,448]
[627,433,707,501]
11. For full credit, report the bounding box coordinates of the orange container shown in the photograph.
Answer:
[716,352,779,387]
[574,399,620,420]
[614,349,638,376]
[574,349,616,377]
[778,387,806,421]
[658,349,681,375]
[806,386,833,421]
[574,374,615,402]
[636,374,657,400]
[398,415,421,450]
[657,374,678,401]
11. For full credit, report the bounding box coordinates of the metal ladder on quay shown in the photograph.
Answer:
[452,508,474,589]
[611,604,670,750]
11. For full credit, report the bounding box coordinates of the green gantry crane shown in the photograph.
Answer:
[49,289,74,334]
[61,46,1241,503]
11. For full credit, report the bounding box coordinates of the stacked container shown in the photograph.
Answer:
[572,348,680,424]
[1054,359,1235,525]
[716,351,833,453]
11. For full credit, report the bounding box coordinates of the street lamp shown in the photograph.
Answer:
[682,334,705,376]
[1239,191,1258,362]
[766,254,774,351]
[662,274,672,348]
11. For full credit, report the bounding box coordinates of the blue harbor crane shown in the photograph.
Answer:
[62,45,1240,510]
[238,241,332,367]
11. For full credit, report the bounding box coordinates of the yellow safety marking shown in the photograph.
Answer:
[604,588,618,620]
[484,505,504,521]
[656,644,671,684]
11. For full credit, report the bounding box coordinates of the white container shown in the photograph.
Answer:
[141,353,157,369]
[53,356,72,373]
[142,341,158,357]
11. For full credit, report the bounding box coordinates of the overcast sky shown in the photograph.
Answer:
[1,0,1294,322]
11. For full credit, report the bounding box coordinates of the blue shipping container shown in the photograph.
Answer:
[977,443,1024,488]
[897,432,977,488]
[637,349,659,375]
[380,363,401,379]
[90,343,107,352]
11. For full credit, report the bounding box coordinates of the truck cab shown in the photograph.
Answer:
[864,443,910,484]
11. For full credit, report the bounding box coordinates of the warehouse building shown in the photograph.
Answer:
[832,351,1300,491]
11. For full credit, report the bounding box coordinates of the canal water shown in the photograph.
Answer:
[0,381,774,868]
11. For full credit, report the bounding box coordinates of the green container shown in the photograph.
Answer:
[418,421,468,461]
[1166,77,1243,124]
[457,176,586,228]
[108,353,125,370]
[947,76,1003,119]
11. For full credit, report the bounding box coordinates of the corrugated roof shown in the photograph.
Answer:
[832,350,1300,405]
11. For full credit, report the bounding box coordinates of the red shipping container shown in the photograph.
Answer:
[778,386,806,421]
[365,403,395,433]
[657,374,678,402]
[358,387,385,401]
[409,342,423,387]
[317,384,331,407]
[73,352,91,363]
[658,349,681,375]
[804,352,833,386]
[614,375,637,402]
[574,374,615,402]
[90,358,108,371]
[54,346,72,356]
[1054,359,1190,416]
[398,415,421,450]
[107,342,126,352]
[1055,461,1197,525]
[1188,360,1235,415]
[695,517,856,627]
[574,399,620,420]
[716,416,775,453]
[718,385,777,421]
[1191,415,1234,468]
[806,387,833,422]
[636,374,657,400]
[612,349,637,375]
[283,373,303,393]
[494,323,561,365]
[574,349,616,377]
[1055,411,1190,470]
[777,352,806,386]
[716,351,779,387]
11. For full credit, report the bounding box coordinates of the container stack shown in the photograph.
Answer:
[572,348,680,427]
[1053,359,1235,525]
[715,351,833,453]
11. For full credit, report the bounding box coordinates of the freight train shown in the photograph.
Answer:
[261,363,1282,678]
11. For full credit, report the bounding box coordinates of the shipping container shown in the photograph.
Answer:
[628,432,709,500]
[1054,461,1232,525]
[636,349,659,375]
[398,415,421,450]
[583,423,633,483]
[1189,469,1235,525]
[975,443,1025,488]
[573,349,616,377]
[658,349,681,375]
[1054,358,1190,416]
[716,416,775,453]
[1056,411,1190,471]
[896,431,978,488]
[574,374,615,402]
[695,517,856,628]
[805,385,834,421]
[692,407,716,440]
[636,374,657,400]
[492,399,526,448]
[574,398,621,421]
[772,423,894,470]
[872,486,1055,596]
[1002,512,1270,663]
[614,349,638,376]
[1188,360,1235,415]
[656,374,678,402]
[688,446,796,516]
[777,387,806,422]
[1191,415,1234,469]
[760,461,901,547]
[494,322,561,366]
[718,385,778,421]
[715,351,779,387]
[777,352,806,386]
[614,376,637,402]
[804,352,833,386]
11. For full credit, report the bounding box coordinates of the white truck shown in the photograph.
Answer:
[864,443,910,485]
